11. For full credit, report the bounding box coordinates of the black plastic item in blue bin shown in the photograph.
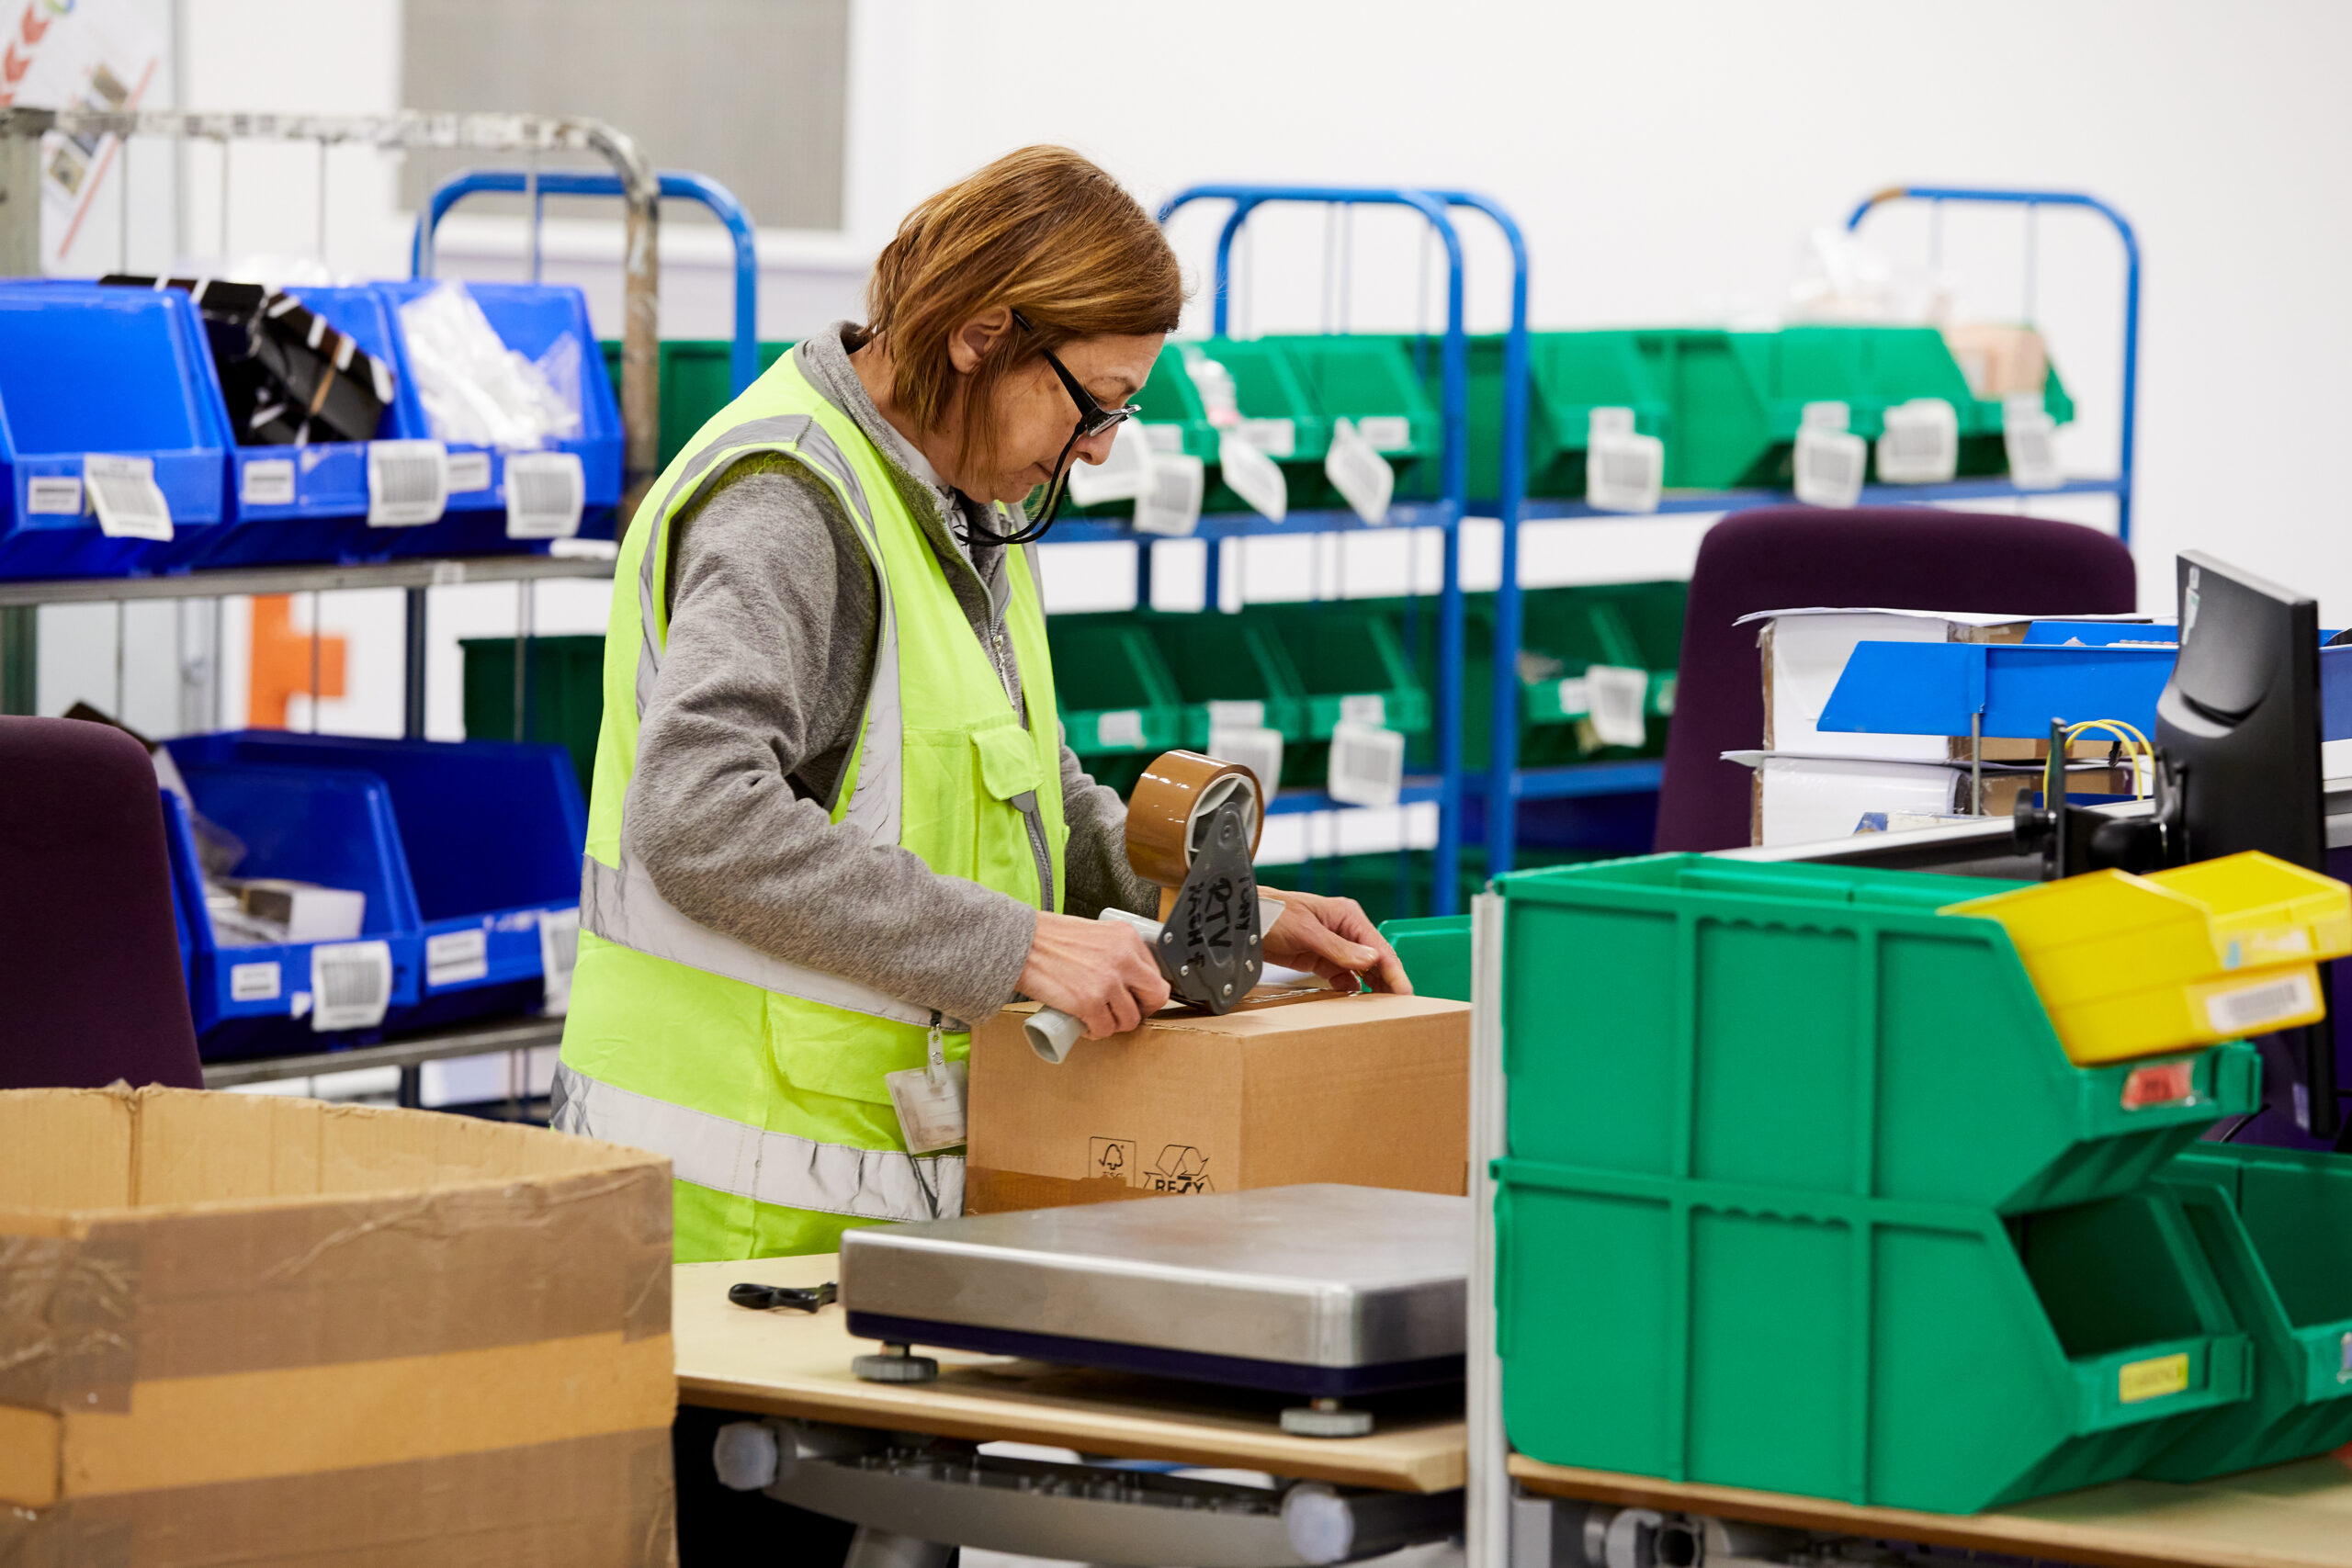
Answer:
[168,731,585,1034]
[192,284,430,570]
[370,280,625,556]
[0,282,233,580]
[162,762,424,1060]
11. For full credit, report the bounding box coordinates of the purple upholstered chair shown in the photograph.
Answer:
[1654,507,2140,853]
[0,716,203,1089]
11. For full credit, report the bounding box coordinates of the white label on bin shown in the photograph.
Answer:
[1587,665,1651,749]
[2203,971,2318,1036]
[1355,414,1412,453]
[1327,719,1406,807]
[538,906,580,1017]
[1325,418,1395,525]
[368,440,448,526]
[1132,452,1204,537]
[1793,424,1866,508]
[425,927,490,989]
[241,458,297,507]
[2004,395,2064,490]
[1587,429,1666,514]
[1555,676,1590,717]
[1096,709,1147,750]
[1207,725,1283,796]
[1065,421,1154,508]
[1339,693,1386,728]
[309,940,392,1032]
[85,455,173,540]
[1142,423,1186,455]
[27,475,83,514]
[446,449,493,493]
[504,450,584,539]
[1875,398,1960,484]
[1217,433,1288,523]
[229,961,281,1002]
[2338,1330,2352,1383]
[1207,699,1265,730]
[1236,417,1296,458]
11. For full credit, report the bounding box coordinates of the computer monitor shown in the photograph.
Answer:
[2154,551,2335,1138]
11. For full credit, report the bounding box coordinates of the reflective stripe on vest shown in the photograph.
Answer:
[549,1061,962,1224]
[582,411,928,1025]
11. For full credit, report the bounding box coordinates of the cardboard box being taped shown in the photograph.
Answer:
[0,1087,677,1567]
[967,986,1470,1213]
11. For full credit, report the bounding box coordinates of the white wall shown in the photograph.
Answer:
[846,0,2352,619]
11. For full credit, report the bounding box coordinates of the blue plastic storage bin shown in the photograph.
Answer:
[0,282,232,578]
[169,731,584,1032]
[195,285,429,570]
[370,280,625,554]
[162,762,424,1059]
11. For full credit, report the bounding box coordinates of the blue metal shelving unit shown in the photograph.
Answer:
[413,167,763,397]
[1091,183,2145,912]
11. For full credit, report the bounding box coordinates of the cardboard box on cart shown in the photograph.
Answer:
[0,1086,676,1567]
[966,986,1471,1213]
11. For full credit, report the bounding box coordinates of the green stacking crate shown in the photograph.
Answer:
[1397,332,1672,503]
[461,634,605,801]
[1261,333,1442,509]
[1498,854,2259,1213]
[601,339,795,469]
[1248,601,1430,742]
[1379,913,1471,1001]
[1498,1161,2253,1512]
[1127,608,1305,754]
[1045,613,1188,795]
[2143,1145,2352,1480]
[1179,339,1331,515]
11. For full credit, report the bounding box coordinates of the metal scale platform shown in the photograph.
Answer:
[840,1184,1468,1433]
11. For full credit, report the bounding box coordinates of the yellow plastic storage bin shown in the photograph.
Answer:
[1942,852,2352,1065]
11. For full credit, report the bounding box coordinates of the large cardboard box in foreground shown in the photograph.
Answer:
[0,1087,676,1567]
[967,987,1470,1213]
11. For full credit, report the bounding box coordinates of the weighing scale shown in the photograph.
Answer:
[839,1184,1468,1436]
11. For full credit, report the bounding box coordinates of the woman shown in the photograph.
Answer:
[554,145,1410,1263]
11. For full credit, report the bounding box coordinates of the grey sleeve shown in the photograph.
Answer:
[1057,745,1159,921]
[623,464,1039,1025]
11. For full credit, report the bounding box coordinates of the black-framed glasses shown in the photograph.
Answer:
[969,310,1142,545]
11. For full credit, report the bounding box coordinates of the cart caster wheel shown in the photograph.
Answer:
[1280,1398,1373,1438]
[853,1343,939,1383]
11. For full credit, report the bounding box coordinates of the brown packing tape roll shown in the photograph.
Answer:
[1125,750,1265,888]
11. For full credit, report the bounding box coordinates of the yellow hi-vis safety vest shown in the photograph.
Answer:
[552,352,1068,1262]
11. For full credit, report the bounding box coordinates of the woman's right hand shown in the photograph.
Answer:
[1019,912,1170,1039]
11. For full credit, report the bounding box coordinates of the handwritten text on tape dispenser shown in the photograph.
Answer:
[1024,750,1279,1065]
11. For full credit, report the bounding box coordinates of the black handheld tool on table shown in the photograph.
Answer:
[728,1280,837,1314]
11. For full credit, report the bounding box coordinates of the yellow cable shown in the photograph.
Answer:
[2059,719,2154,799]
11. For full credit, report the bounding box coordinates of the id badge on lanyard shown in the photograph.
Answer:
[885,1013,968,1155]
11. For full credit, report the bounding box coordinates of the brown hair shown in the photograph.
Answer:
[865,145,1184,477]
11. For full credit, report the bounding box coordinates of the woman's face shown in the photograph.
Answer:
[949,313,1164,505]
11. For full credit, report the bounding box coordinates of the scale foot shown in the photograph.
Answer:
[853,1343,939,1383]
[1280,1397,1373,1438]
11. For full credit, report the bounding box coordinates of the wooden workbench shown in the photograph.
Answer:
[1510,1452,2352,1568]
[672,1254,1465,1493]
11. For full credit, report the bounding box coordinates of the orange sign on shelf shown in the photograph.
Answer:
[247,595,346,729]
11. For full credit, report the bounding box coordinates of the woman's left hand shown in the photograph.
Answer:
[1257,886,1413,995]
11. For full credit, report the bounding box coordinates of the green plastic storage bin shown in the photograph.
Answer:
[1045,613,1188,766]
[1396,332,1673,503]
[1069,343,1219,522]
[1498,1165,2252,1512]
[461,634,605,801]
[600,339,795,469]
[1379,913,1470,1001]
[1498,854,2261,1213]
[1261,334,1442,509]
[1249,602,1430,742]
[1173,339,1330,515]
[2143,1145,2352,1480]
[1127,609,1305,754]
